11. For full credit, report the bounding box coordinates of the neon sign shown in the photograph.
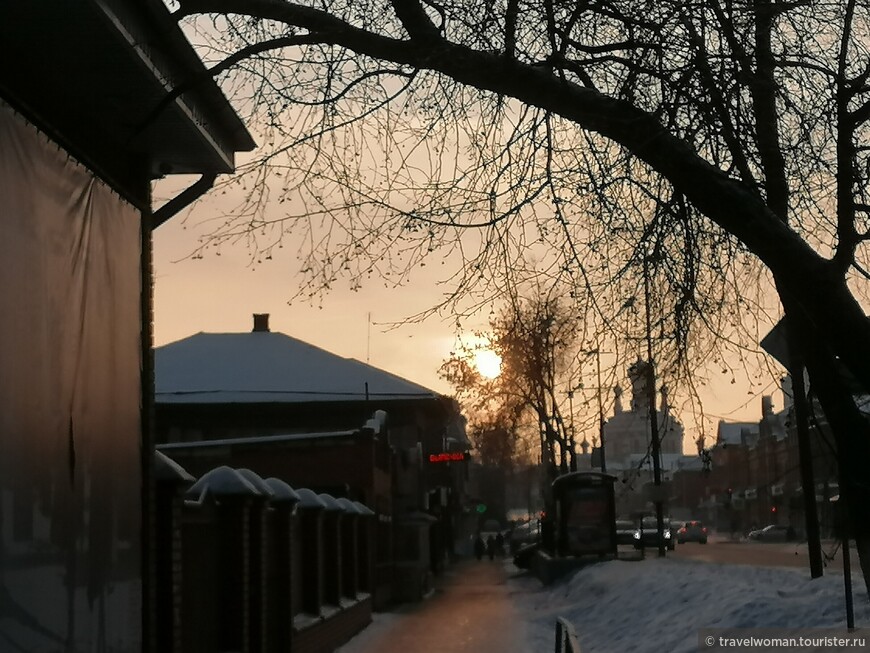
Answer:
[428,452,466,463]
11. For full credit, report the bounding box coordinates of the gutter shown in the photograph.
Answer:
[152,172,217,227]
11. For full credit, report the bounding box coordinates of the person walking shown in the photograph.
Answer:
[474,534,485,561]
[495,532,505,557]
[486,535,495,561]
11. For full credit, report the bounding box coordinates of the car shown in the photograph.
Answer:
[676,520,708,544]
[513,542,540,569]
[615,519,638,545]
[633,516,675,551]
[509,520,541,553]
[746,524,795,542]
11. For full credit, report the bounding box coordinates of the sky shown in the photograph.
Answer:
[149,16,798,456]
[153,208,465,393]
[337,556,867,653]
[153,203,787,456]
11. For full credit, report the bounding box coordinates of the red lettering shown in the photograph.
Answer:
[428,452,465,463]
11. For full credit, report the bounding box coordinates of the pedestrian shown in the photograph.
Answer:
[474,534,485,561]
[486,535,495,560]
[495,532,505,557]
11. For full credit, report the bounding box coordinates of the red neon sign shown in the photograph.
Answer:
[428,452,466,463]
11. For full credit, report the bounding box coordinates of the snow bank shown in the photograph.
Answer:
[514,558,869,653]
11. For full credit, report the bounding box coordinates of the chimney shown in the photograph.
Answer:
[252,313,270,332]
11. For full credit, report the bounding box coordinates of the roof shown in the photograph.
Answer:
[155,331,440,404]
[716,421,759,446]
[0,0,254,208]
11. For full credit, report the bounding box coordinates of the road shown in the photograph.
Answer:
[662,535,860,572]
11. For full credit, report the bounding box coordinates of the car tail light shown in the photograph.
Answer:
[678,528,686,534]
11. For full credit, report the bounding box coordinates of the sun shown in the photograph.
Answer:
[474,349,502,379]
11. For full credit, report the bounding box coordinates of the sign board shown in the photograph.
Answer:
[428,452,466,463]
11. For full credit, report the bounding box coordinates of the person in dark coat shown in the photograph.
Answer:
[495,532,505,557]
[486,535,496,560]
[474,534,485,561]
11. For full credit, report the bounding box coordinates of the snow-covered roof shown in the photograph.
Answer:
[606,453,697,473]
[155,331,439,404]
[716,420,759,446]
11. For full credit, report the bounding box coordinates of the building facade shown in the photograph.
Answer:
[0,2,252,651]
[687,380,841,537]
[154,315,471,607]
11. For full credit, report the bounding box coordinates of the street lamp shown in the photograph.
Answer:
[583,346,607,473]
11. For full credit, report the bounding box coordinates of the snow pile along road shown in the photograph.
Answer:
[513,558,870,653]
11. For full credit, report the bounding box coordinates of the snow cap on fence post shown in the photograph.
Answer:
[186,465,262,500]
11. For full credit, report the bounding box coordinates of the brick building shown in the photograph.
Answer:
[694,382,841,537]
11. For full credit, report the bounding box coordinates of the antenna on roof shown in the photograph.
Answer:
[366,312,371,363]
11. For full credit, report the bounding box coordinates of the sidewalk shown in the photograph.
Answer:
[337,557,532,653]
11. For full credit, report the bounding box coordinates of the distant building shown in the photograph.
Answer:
[594,359,696,516]
[716,420,760,448]
[699,379,843,536]
[601,359,686,470]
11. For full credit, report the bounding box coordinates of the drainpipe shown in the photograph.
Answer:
[152,172,217,228]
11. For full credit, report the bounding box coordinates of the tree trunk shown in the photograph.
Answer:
[781,286,870,601]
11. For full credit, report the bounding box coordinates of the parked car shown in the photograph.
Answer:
[633,516,675,551]
[615,519,638,545]
[509,520,541,553]
[513,542,540,569]
[747,524,795,542]
[676,520,708,544]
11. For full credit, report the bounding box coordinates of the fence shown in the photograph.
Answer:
[154,454,375,653]
[554,616,581,653]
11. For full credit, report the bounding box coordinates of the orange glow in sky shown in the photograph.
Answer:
[474,349,502,379]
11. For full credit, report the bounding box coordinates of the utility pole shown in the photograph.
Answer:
[567,389,577,472]
[584,347,608,473]
[595,345,606,473]
[643,254,666,558]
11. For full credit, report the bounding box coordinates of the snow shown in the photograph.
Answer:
[342,557,868,653]
[155,331,439,403]
[515,558,868,653]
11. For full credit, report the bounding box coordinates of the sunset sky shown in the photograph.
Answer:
[152,184,786,455]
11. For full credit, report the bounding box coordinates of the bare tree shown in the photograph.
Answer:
[167,0,870,596]
[440,290,581,481]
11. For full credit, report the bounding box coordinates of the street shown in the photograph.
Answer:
[664,536,861,572]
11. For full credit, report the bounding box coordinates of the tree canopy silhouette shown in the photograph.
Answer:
[170,0,870,595]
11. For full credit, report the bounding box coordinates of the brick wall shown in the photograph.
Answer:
[292,597,373,653]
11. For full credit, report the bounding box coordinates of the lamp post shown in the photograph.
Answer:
[567,389,576,472]
[583,347,607,473]
[643,253,666,558]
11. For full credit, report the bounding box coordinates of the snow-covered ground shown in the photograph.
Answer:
[342,557,869,653]
[516,557,869,652]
